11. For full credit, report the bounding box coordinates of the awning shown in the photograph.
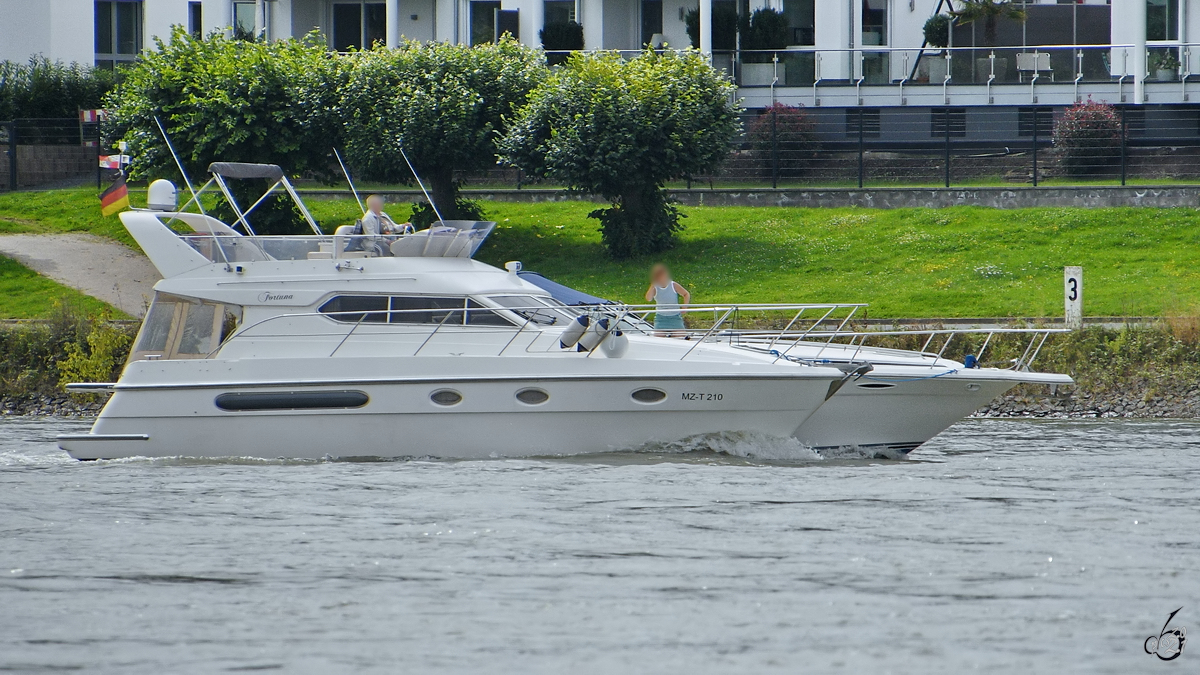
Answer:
[208,162,285,181]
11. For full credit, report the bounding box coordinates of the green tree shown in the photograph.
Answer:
[338,39,546,224]
[105,29,343,233]
[501,49,739,259]
[950,0,1026,47]
[739,7,790,63]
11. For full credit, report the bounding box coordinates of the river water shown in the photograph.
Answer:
[2,417,1198,674]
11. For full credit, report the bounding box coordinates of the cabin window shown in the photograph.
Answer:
[487,295,573,325]
[130,293,240,362]
[318,295,515,326]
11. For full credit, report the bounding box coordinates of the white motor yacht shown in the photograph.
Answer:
[58,165,853,461]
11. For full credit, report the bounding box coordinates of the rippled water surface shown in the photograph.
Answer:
[3,417,1200,674]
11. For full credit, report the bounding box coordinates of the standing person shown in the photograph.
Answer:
[645,263,690,336]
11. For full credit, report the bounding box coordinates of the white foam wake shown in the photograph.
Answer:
[638,431,824,461]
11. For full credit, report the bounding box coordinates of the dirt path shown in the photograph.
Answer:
[0,234,159,316]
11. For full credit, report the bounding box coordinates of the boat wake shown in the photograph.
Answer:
[635,431,912,462]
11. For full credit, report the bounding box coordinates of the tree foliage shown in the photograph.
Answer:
[739,7,790,61]
[0,57,117,121]
[105,28,343,182]
[1053,100,1122,176]
[338,39,545,222]
[502,49,739,259]
[684,5,740,50]
[950,0,1026,47]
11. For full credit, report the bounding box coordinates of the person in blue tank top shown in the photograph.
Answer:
[645,263,691,336]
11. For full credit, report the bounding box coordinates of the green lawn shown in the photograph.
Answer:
[0,255,117,319]
[3,188,1199,318]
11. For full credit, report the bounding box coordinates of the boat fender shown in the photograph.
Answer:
[577,318,609,352]
[601,330,629,358]
[963,354,979,369]
[559,315,590,349]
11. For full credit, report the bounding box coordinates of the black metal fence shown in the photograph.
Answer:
[0,118,106,191]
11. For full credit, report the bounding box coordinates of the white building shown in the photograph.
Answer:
[1,0,1199,110]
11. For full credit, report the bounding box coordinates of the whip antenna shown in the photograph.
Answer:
[333,148,365,216]
[153,116,206,216]
[399,145,445,224]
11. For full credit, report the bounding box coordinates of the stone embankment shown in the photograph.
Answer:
[977,382,1200,419]
[1,394,103,417]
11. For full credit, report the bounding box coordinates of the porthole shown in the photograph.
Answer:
[856,382,896,390]
[631,388,667,404]
[966,383,982,392]
[430,389,463,406]
[515,388,550,405]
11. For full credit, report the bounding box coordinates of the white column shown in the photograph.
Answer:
[254,0,265,37]
[699,0,711,54]
[387,0,401,46]
[530,0,544,48]
[1134,0,1147,103]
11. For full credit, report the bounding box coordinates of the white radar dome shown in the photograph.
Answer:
[147,179,178,211]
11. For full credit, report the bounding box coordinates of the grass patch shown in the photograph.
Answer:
[0,255,115,319]
[4,189,1200,317]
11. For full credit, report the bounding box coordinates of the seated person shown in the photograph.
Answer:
[355,195,414,255]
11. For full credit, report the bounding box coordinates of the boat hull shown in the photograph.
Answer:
[792,369,1072,455]
[60,359,840,460]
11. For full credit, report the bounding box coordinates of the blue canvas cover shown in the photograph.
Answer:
[518,271,613,306]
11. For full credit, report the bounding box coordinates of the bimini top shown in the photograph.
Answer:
[208,162,285,181]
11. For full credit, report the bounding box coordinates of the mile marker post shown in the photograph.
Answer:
[1064,266,1083,329]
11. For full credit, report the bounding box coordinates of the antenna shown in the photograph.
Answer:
[153,116,206,216]
[333,148,365,216]
[399,146,446,224]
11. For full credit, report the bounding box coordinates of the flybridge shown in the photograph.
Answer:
[127,162,496,276]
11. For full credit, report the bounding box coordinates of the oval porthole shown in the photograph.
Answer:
[631,388,667,404]
[856,382,896,390]
[966,383,982,392]
[515,388,550,405]
[430,389,463,406]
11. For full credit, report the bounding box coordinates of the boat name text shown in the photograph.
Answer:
[258,292,295,302]
[681,392,724,402]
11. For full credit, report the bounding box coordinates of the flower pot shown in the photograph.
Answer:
[924,56,948,83]
[1157,68,1178,82]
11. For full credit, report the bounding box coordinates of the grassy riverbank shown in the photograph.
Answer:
[3,188,1200,317]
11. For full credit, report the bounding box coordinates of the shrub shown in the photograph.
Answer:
[0,57,117,121]
[502,49,739,259]
[747,103,819,177]
[684,4,740,51]
[105,28,344,233]
[1052,100,1122,176]
[339,38,545,221]
[923,14,951,49]
[58,311,132,387]
[0,303,134,397]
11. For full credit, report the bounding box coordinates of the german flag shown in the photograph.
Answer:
[99,174,130,217]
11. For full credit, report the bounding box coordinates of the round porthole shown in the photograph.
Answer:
[430,389,463,406]
[515,388,550,405]
[966,383,982,392]
[631,388,667,404]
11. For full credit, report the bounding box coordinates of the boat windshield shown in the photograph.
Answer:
[487,295,576,326]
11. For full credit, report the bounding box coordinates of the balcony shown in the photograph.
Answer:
[724,44,1199,109]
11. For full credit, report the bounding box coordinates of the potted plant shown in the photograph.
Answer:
[739,7,790,85]
[1150,50,1181,81]
[921,14,951,82]
[950,0,1026,82]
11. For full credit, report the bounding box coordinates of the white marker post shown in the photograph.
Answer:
[1064,266,1083,329]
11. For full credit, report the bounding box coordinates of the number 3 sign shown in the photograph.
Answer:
[1064,266,1083,329]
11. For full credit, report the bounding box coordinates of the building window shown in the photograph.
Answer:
[846,108,881,138]
[188,2,203,37]
[544,0,575,24]
[641,0,663,46]
[95,1,143,69]
[861,0,887,46]
[470,1,501,45]
[1017,107,1053,137]
[332,2,386,50]
[1147,0,1179,41]
[782,0,814,46]
[233,1,257,39]
[931,108,967,138]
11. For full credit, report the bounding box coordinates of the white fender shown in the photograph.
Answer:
[600,330,628,358]
[577,318,609,352]
[559,314,590,349]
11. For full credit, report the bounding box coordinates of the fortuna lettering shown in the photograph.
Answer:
[258,292,295,302]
